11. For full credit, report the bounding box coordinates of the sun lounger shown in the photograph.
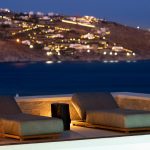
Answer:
[0,96,64,140]
[72,92,150,132]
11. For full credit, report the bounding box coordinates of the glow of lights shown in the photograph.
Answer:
[16,39,20,43]
[62,20,77,25]
[87,49,90,53]
[103,52,107,55]
[106,31,110,35]
[103,60,108,63]
[87,45,90,48]
[110,60,114,63]
[114,52,118,56]
[29,45,34,49]
[126,52,131,56]
[78,22,95,28]
[126,60,131,63]
[109,52,113,55]
[133,53,136,56]
[12,32,16,35]
[46,61,53,64]
[47,52,53,56]
[62,20,95,28]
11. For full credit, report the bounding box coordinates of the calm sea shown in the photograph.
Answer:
[0,60,150,96]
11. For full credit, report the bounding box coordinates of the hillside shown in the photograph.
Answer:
[0,9,150,62]
[103,21,150,58]
[0,40,47,62]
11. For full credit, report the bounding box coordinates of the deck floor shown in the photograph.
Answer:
[1,125,149,146]
[0,126,126,146]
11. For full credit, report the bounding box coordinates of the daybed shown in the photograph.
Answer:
[0,96,64,140]
[72,92,150,132]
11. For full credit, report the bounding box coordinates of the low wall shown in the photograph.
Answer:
[16,92,150,121]
[113,92,150,111]
[16,95,81,120]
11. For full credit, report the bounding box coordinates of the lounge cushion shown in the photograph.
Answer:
[1,114,64,136]
[86,108,150,128]
[0,96,22,115]
[72,92,118,120]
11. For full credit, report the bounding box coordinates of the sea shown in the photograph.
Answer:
[0,60,150,96]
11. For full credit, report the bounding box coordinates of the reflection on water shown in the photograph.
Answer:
[103,60,119,63]
[46,61,54,64]
[103,60,137,64]
[57,61,62,63]
[46,61,62,64]
[12,62,28,68]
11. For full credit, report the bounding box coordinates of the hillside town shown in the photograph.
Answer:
[0,8,148,62]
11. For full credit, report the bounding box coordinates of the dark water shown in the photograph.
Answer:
[0,60,150,96]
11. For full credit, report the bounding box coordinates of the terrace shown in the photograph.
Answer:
[0,92,150,149]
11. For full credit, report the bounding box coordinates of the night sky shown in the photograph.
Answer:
[0,0,150,28]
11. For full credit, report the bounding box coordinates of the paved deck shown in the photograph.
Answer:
[0,126,126,146]
[1,92,150,147]
[1,125,150,146]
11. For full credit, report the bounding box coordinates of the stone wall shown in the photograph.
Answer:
[16,96,81,120]
[16,93,150,121]
[115,95,150,111]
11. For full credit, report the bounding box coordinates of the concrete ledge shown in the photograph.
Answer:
[112,92,150,111]
[15,94,72,102]
[16,94,80,120]
[112,92,150,101]
[15,92,150,121]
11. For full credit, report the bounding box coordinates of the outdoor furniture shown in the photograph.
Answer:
[0,96,64,140]
[51,103,71,130]
[72,92,150,132]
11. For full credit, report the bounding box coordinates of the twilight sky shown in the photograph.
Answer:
[0,0,150,28]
